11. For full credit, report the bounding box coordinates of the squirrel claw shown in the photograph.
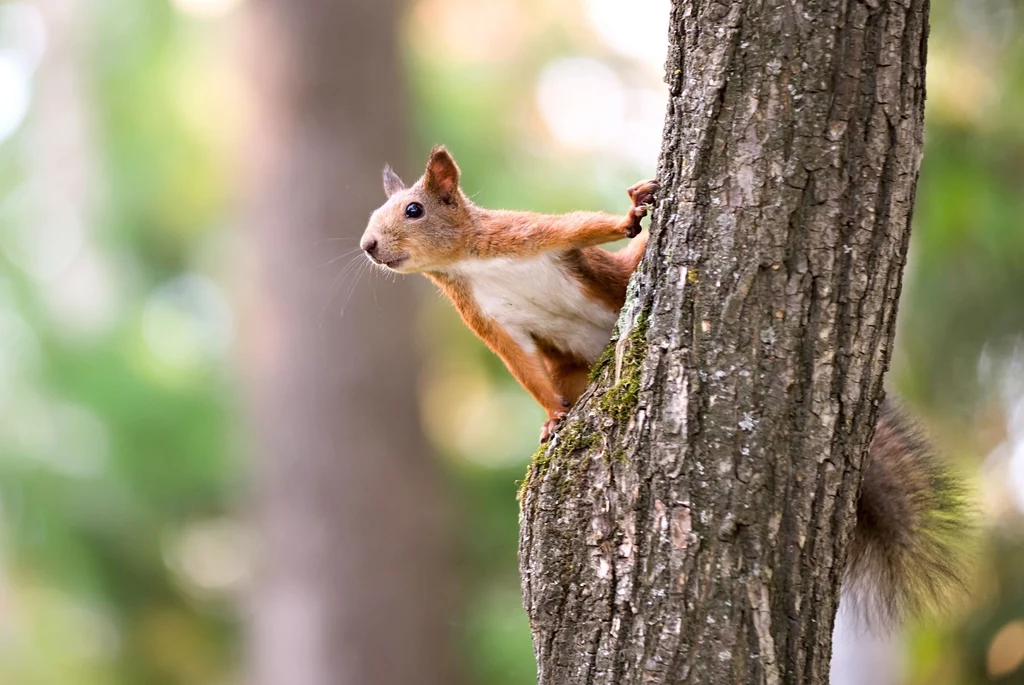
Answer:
[625,180,658,237]
[627,180,659,208]
[540,413,568,443]
[625,207,646,238]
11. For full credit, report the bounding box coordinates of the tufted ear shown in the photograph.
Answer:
[382,165,406,197]
[424,146,460,205]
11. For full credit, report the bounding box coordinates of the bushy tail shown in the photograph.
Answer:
[844,399,973,627]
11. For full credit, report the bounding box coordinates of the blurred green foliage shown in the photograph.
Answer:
[1,0,1023,684]
[0,1,236,683]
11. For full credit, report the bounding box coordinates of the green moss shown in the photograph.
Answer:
[517,442,549,502]
[517,421,600,502]
[553,421,601,455]
[588,340,617,383]
[596,314,650,422]
[598,379,640,422]
[520,312,650,502]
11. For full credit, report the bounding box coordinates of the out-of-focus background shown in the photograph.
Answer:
[0,0,1022,683]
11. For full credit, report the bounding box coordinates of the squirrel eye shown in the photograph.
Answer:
[405,202,424,219]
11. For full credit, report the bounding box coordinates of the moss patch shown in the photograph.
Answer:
[596,314,650,423]
[551,421,601,457]
[588,340,617,384]
[518,421,600,502]
[609,449,628,464]
[521,311,650,502]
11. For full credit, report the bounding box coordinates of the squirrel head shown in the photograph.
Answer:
[360,146,471,273]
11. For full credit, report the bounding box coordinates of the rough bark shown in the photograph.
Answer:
[243,2,457,685]
[518,0,929,683]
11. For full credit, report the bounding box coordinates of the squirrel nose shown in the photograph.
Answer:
[360,236,378,258]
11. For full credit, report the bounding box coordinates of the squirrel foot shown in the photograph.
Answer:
[624,180,659,237]
[540,412,568,443]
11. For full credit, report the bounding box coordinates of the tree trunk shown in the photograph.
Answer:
[243,2,457,685]
[518,0,928,683]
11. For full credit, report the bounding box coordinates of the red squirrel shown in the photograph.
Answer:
[360,146,655,441]
[360,146,970,626]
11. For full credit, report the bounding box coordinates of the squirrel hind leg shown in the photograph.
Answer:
[618,233,648,273]
[537,343,591,408]
[844,398,973,629]
[533,343,592,443]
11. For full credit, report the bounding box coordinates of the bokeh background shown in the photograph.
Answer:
[0,0,1022,683]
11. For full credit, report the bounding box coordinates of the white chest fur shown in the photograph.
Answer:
[449,254,618,363]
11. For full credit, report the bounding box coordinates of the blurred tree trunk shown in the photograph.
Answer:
[243,2,457,685]
[518,0,928,683]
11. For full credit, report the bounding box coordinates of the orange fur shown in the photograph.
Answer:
[361,146,657,440]
[470,209,635,257]
[428,271,566,416]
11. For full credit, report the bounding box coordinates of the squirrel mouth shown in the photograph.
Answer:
[366,253,407,270]
[381,256,407,269]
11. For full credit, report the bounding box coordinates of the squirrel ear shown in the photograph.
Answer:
[382,165,406,197]
[424,146,460,205]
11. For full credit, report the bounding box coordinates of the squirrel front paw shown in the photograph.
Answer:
[624,180,659,238]
[628,180,658,207]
